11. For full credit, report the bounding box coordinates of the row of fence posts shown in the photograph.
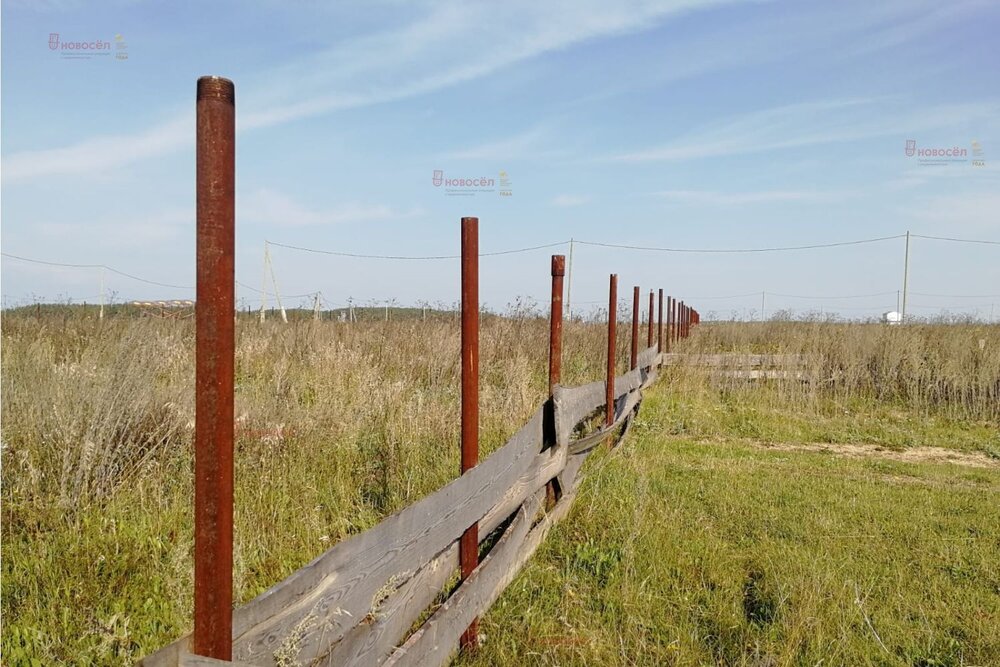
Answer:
[189,75,699,660]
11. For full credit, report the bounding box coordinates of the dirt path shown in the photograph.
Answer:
[752,441,999,468]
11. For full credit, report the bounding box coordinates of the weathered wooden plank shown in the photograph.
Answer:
[315,542,457,666]
[177,653,258,667]
[383,492,543,667]
[139,635,190,666]
[567,388,642,455]
[386,482,581,667]
[552,366,645,447]
[552,380,604,446]
[149,404,546,665]
[229,405,546,663]
[660,353,814,367]
[711,369,814,380]
[636,344,658,371]
[317,439,569,666]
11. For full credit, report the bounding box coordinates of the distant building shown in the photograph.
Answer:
[882,311,902,325]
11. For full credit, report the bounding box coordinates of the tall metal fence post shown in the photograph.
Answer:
[671,297,678,346]
[657,289,664,354]
[666,296,673,351]
[460,216,480,651]
[630,285,640,370]
[194,75,235,660]
[647,290,655,349]
[547,255,565,508]
[606,274,617,427]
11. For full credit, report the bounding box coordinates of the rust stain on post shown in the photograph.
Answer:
[630,286,640,370]
[460,216,480,651]
[606,274,617,427]
[194,75,235,661]
[647,290,655,348]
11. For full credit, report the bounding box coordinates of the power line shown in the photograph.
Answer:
[910,234,1000,246]
[910,291,1000,298]
[2,252,193,290]
[573,234,905,254]
[767,290,898,300]
[235,280,317,299]
[266,239,569,260]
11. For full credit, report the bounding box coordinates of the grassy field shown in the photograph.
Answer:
[2,310,998,665]
[460,385,1000,667]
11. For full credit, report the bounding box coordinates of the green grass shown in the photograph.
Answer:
[3,315,998,665]
[460,385,1000,667]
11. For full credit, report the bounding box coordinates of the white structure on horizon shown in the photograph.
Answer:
[882,310,902,325]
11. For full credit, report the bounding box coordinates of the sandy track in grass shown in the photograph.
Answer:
[750,441,1000,468]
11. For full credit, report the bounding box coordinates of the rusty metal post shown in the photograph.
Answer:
[666,296,673,351]
[630,285,640,370]
[548,256,565,394]
[459,216,480,651]
[546,255,565,509]
[671,297,677,346]
[194,75,235,660]
[606,274,617,427]
[647,290,655,349]
[657,289,664,353]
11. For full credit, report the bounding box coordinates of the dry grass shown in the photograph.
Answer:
[2,309,998,664]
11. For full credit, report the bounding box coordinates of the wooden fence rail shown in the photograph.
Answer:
[138,75,701,667]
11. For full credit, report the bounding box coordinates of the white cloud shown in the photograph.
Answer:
[611,99,1000,163]
[4,0,733,184]
[441,127,556,161]
[240,188,423,227]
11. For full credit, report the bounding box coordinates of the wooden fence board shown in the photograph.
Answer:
[140,349,664,667]
[383,491,543,667]
[229,405,546,663]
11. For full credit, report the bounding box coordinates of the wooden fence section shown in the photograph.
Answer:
[141,350,665,667]
[138,76,701,667]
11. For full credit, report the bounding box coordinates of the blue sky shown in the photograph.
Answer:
[2,0,998,319]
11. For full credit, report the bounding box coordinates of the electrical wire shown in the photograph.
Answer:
[2,252,193,290]
[910,234,1000,246]
[266,239,569,260]
[573,234,905,253]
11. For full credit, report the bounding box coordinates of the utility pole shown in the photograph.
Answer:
[901,230,910,323]
[264,241,288,323]
[259,242,268,323]
[99,267,105,320]
[565,238,574,320]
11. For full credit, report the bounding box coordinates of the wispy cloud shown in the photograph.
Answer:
[240,188,423,227]
[440,126,556,161]
[3,115,190,182]
[610,99,1000,162]
[4,0,733,183]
